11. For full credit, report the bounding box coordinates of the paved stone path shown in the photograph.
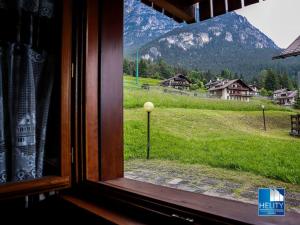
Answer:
[125,159,300,214]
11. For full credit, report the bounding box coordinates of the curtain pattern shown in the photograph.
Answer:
[0,0,54,18]
[0,47,7,183]
[0,0,56,183]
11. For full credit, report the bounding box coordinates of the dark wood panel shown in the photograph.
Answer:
[85,0,100,182]
[228,0,242,12]
[164,10,183,23]
[199,0,211,21]
[0,196,114,224]
[153,4,163,13]
[141,0,196,23]
[141,0,260,23]
[60,0,72,179]
[213,0,226,16]
[62,195,145,225]
[244,0,259,6]
[72,0,86,184]
[0,176,69,200]
[141,0,152,7]
[99,0,124,181]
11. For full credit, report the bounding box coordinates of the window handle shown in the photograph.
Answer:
[171,214,194,224]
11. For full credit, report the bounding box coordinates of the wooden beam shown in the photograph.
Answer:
[85,0,100,182]
[199,0,260,21]
[244,0,259,6]
[199,0,211,21]
[0,176,70,200]
[99,0,124,181]
[142,0,260,23]
[227,0,242,12]
[141,0,196,23]
[60,0,72,179]
[213,0,226,17]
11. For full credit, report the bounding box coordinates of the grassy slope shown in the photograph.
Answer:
[124,76,300,184]
[124,75,291,111]
[125,88,292,111]
[124,75,161,87]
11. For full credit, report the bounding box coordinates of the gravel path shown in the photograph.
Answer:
[125,159,300,213]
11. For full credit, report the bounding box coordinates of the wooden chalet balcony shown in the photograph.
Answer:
[170,82,190,87]
[230,93,252,97]
[228,87,249,91]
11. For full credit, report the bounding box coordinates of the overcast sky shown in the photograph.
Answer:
[236,0,300,48]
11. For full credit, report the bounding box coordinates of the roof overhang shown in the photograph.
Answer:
[141,0,259,24]
[273,35,300,59]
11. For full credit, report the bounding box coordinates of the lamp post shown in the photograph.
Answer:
[143,102,154,159]
[136,49,139,85]
[261,105,266,131]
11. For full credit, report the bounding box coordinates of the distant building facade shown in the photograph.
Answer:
[273,89,298,106]
[273,89,287,99]
[205,78,224,89]
[207,79,253,102]
[249,84,260,96]
[160,74,192,90]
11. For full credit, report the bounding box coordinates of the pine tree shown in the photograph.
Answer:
[294,92,300,109]
[281,73,289,89]
[123,59,130,75]
[239,74,244,81]
[158,59,172,79]
[264,69,280,91]
[139,59,148,77]
[294,81,300,109]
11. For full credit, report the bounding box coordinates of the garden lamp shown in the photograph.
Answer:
[144,102,154,159]
[261,105,266,131]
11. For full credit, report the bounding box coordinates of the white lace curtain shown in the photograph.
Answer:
[0,0,56,183]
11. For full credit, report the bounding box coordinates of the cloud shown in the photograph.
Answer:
[237,0,300,48]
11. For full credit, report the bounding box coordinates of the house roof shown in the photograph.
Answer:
[249,84,258,89]
[274,88,287,94]
[277,89,298,99]
[161,74,192,84]
[208,79,252,91]
[277,91,298,99]
[273,35,300,59]
[205,78,226,87]
[288,91,298,98]
[141,0,259,24]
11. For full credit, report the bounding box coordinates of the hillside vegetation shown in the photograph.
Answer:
[124,76,300,184]
[124,76,291,111]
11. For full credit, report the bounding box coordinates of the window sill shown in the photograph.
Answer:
[96,178,300,225]
[0,176,70,200]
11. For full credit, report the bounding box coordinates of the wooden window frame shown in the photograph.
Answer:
[68,0,300,224]
[0,0,72,200]
[75,0,123,183]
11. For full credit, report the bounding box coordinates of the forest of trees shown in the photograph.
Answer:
[124,58,299,95]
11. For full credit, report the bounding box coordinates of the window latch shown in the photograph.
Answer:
[71,147,74,164]
[171,214,194,224]
[71,62,75,78]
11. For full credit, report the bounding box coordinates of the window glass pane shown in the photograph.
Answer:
[0,0,61,183]
[123,0,300,215]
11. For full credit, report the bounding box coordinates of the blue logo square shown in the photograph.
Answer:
[258,188,285,216]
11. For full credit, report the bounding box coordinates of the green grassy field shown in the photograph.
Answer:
[124,76,291,111]
[124,75,161,88]
[124,76,300,184]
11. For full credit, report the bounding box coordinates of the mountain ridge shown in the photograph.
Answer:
[137,12,285,77]
[124,0,300,78]
[124,0,184,55]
